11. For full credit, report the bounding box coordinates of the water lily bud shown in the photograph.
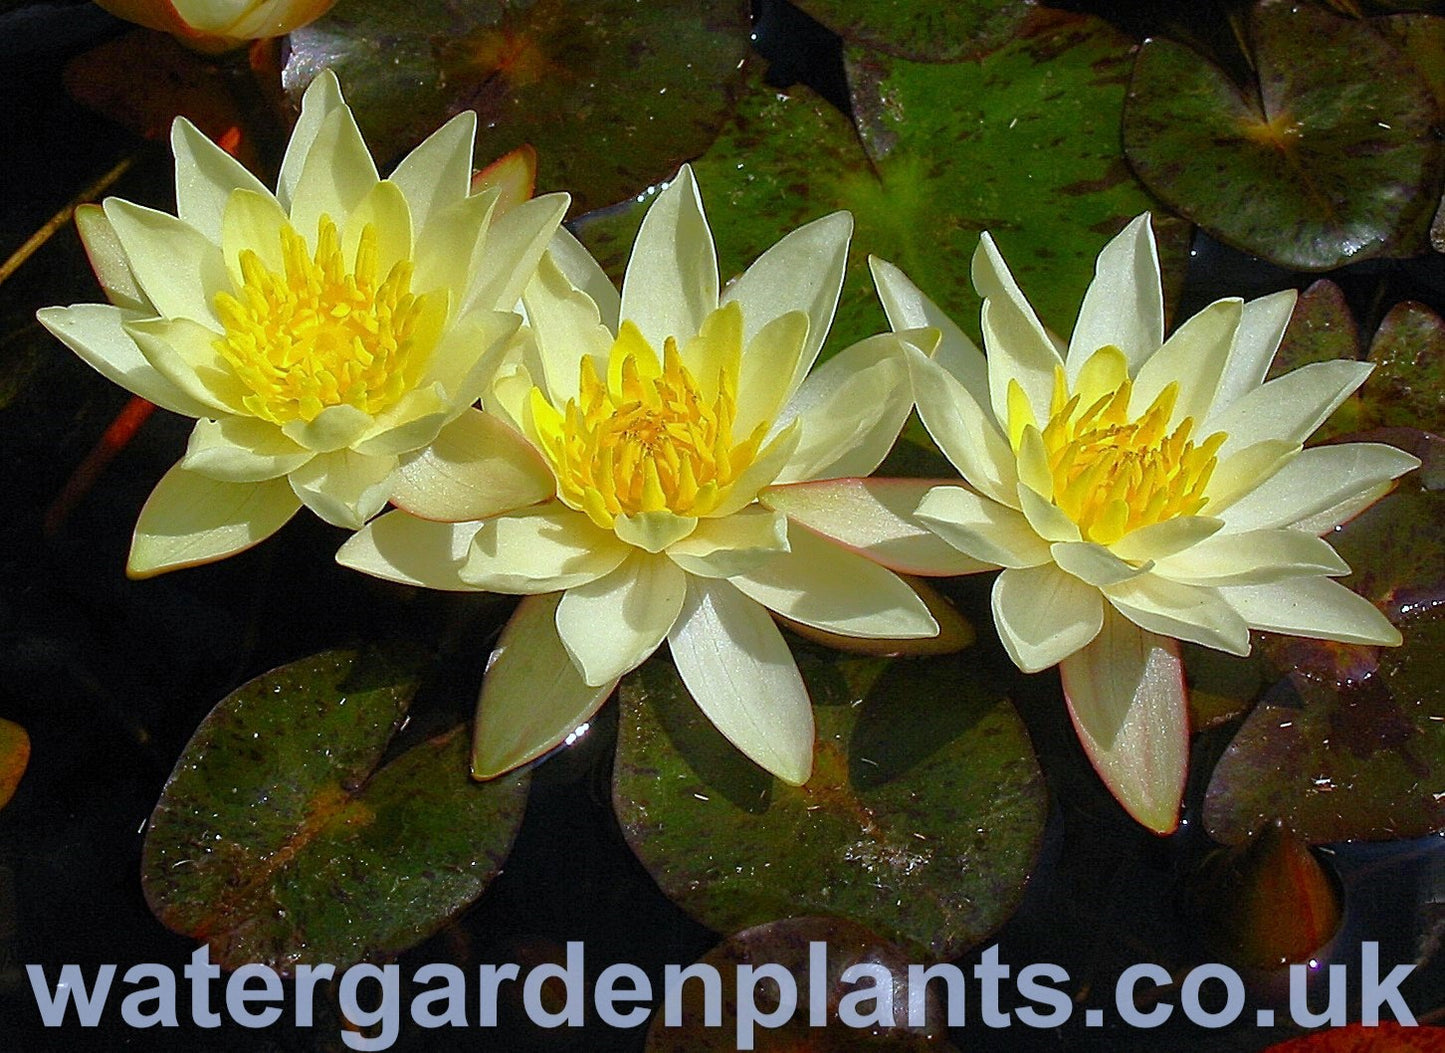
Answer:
[92,0,338,53]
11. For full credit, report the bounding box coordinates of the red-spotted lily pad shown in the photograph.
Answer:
[1263,1022,1445,1052]
[1204,458,1445,844]
[791,0,1036,62]
[142,647,530,970]
[1124,0,1443,270]
[644,917,958,1051]
[284,0,751,214]
[613,650,1046,960]
[578,12,1188,361]
[1360,301,1445,436]
[0,717,29,810]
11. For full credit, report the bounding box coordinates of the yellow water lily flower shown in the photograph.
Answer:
[93,0,336,51]
[872,215,1418,833]
[340,166,979,785]
[40,70,569,577]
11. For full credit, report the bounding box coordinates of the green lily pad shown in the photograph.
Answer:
[1183,643,1266,731]
[577,12,1189,362]
[791,0,1037,62]
[142,647,530,971]
[284,0,751,215]
[613,649,1047,960]
[0,717,29,811]
[1360,300,1445,436]
[1380,13,1445,114]
[644,917,957,1051]
[1124,0,1443,270]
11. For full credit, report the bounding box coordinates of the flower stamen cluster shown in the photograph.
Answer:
[213,216,437,424]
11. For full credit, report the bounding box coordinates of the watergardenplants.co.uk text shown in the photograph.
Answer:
[26,940,1420,1050]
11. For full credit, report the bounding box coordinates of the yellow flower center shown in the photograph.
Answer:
[528,315,769,529]
[1012,347,1227,546]
[213,216,437,424]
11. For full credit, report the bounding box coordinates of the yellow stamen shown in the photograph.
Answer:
[212,215,438,424]
[1029,348,1227,546]
[528,309,769,528]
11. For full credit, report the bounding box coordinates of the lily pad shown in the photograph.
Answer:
[791,0,1037,63]
[1124,0,1443,270]
[142,647,530,970]
[0,717,29,810]
[577,12,1189,361]
[644,916,957,1051]
[613,649,1047,960]
[1263,1022,1445,1052]
[283,0,751,215]
[1360,300,1445,436]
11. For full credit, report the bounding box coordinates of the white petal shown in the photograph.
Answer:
[1017,483,1081,543]
[546,225,621,332]
[37,304,214,417]
[336,510,485,590]
[278,69,346,210]
[124,316,247,414]
[341,179,413,282]
[466,192,570,314]
[1205,439,1298,511]
[915,485,1049,568]
[1067,214,1163,378]
[102,199,226,326]
[1205,360,1375,455]
[1110,516,1224,563]
[1152,528,1349,586]
[668,578,814,785]
[613,511,698,553]
[461,503,629,593]
[761,478,989,576]
[521,252,616,405]
[667,507,789,579]
[1218,577,1401,646]
[472,593,617,778]
[731,524,937,640]
[1212,288,1297,411]
[411,188,498,304]
[734,309,808,440]
[724,210,851,395]
[991,563,1104,673]
[772,331,912,484]
[556,554,686,686]
[1050,541,1150,587]
[388,109,476,237]
[905,345,1018,507]
[128,465,300,578]
[349,386,449,459]
[279,403,374,453]
[621,165,718,350]
[1131,298,1241,428]
[973,231,1063,428]
[869,254,989,408]
[288,105,380,248]
[171,118,273,246]
[391,409,554,521]
[288,448,397,529]
[1216,442,1420,533]
[1059,614,1186,834]
[182,416,312,482]
[74,204,147,312]
[1104,574,1250,655]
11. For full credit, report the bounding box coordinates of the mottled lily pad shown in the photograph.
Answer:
[142,647,530,970]
[644,917,957,1051]
[1360,300,1445,436]
[0,717,29,810]
[791,0,1036,62]
[578,12,1189,360]
[284,0,751,214]
[613,650,1046,960]
[1124,0,1443,270]
[1263,1022,1445,1052]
